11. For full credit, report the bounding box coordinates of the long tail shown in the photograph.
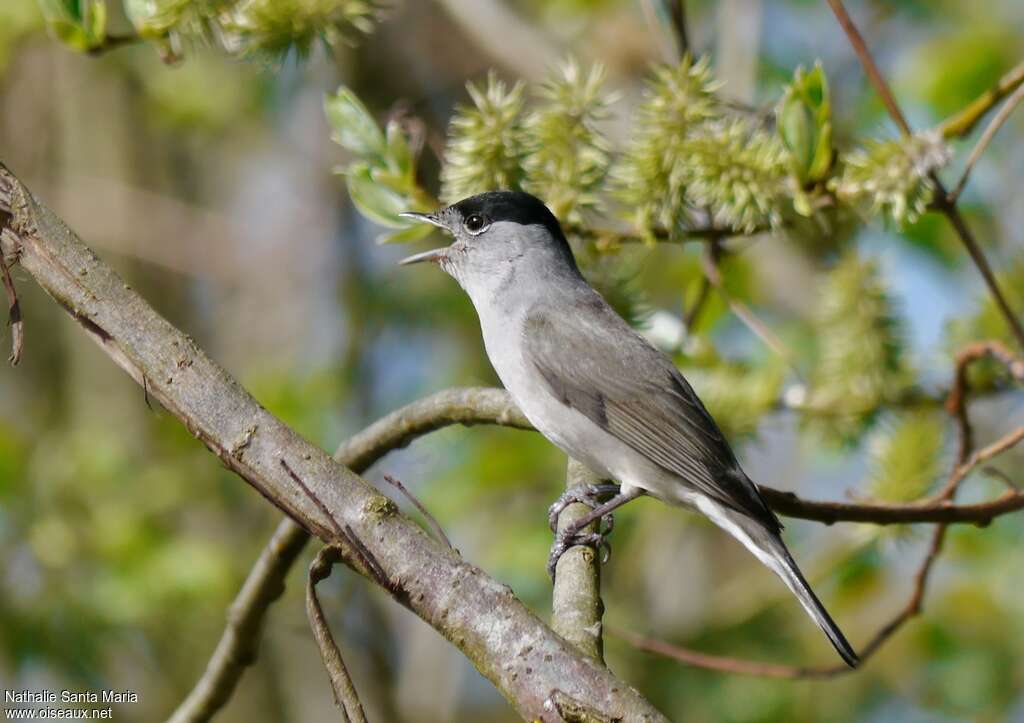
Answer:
[693,496,860,667]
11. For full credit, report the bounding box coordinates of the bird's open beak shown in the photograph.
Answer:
[398,211,449,266]
[398,247,447,266]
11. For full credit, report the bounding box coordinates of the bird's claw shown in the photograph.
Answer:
[547,483,619,532]
[546,517,614,581]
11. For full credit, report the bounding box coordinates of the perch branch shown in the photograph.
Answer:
[172,387,529,722]
[0,163,668,723]
[610,523,948,678]
[615,338,1020,677]
[551,459,607,663]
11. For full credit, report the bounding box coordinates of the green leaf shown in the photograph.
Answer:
[325,87,387,160]
[385,119,414,182]
[40,0,107,51]
[376,223,434,245]
[346,164,408,229]
[778,63,833,185]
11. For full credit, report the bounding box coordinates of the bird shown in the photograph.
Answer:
[400,190,859,668]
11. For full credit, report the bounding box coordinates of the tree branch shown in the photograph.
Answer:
[940,60,1024,139]
[614,339,1022,678]
[174,386,529,722]
[307,546,369,723]
[551,459,606,663]
[168,521,309,723]
[0,163,668,723]
[950,79,1024,202]
[610,522,948,679]
[825,0,911,136]
[5,160,1023,714]
[826,0,1024,351]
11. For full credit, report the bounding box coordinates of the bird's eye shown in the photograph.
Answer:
[464,214,489,235]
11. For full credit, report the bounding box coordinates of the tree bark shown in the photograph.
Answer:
[0,164,668,722]
[551,459,606,663]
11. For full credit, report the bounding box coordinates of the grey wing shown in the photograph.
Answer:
[523,301,781,534]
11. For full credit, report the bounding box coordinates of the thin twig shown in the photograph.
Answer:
[282,458,390,589]
[940,60,1024,139]
[84,33,139,57]
[382,474,452,549]
[307,546,369,723]
[825,0,911,137]
[943,341,1024,474]
[668,0,689,58]
[1,259,22,365]
[168,521,310,723]
[611,482,949,678]
[683,275,712,331]
[930,193,1024,351]
[700,241,804,382]
[615,337,1020,678]
[951,81,1024,202]
[827,1,1024,352]
[982,467,1020,492]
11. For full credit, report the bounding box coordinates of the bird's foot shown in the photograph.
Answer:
[546,514,614,581]
[547,483,620,532]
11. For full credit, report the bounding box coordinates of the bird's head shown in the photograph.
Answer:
[400,191,579,299]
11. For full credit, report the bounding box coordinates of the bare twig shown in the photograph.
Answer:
[936,341,1024,499]
[282,457,395,596]
[826,1,1024,351]
[307,546,368,723]
[668,0,689,58]
[551,459,606,663]
[700,241,804,382]
[0,181,22,366]
[85,33,139,56]
[383,474,453,549]
[930,194,1024,351]
[617,338,1022,678]
[951,80,1024,202]
[168,522,309,723]
[0,259,21,365]
[940,60,1024,139]
[683,275,712,331]
[983,467,1020,492]
[610,523,948,678]
[173,387,530,723]
[0,163,669,723]
[825,0,911,137]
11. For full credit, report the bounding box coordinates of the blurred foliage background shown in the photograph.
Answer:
[2,0,1024,721]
